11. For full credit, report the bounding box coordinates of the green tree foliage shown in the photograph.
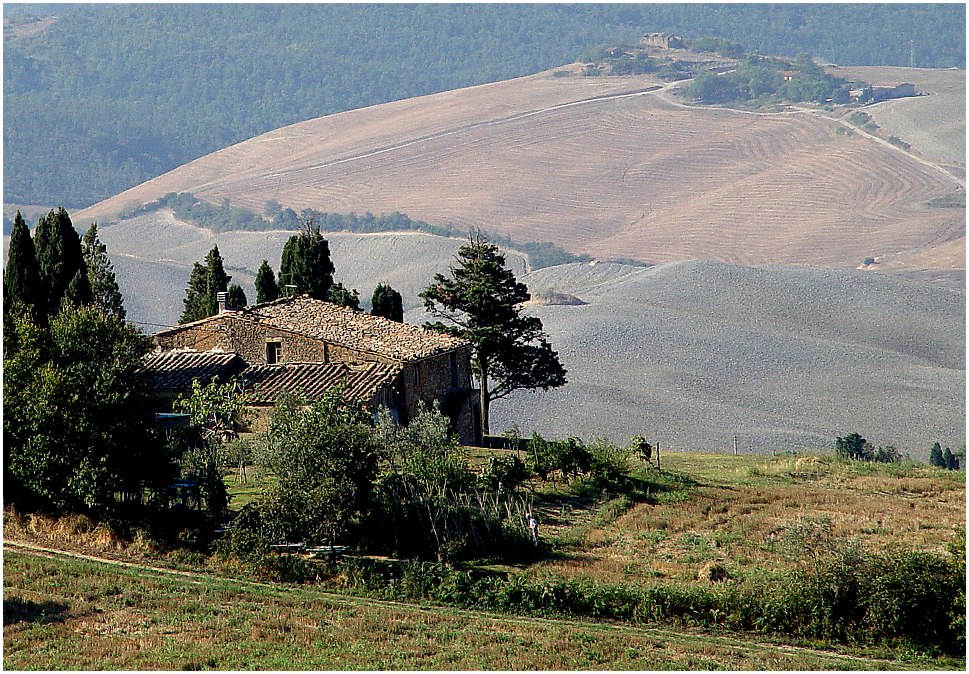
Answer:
[3,211,43,321]
[3,304,172,516]
[33,208,85,316]
[258,391,378,545]
[254,260,280,304]
[62,265,93,310]
[226,283,247,310]
[929,442,945,468]
[173,376,250,517]
[328,282,360,310]
[278,221,334,301]
[179,245,231,323]
[835,432,873,461]
[371,282,404,322]
[421,234,567,435]
[130,193,592,270]
[944,447,959,470]
[81,223,126,320]
[684,55,853,106]
[374,406,528,560]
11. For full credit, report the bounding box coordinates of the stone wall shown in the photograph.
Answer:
[155,315,478,443]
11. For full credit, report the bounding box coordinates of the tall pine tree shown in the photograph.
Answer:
[278,220,334,300]
[371,283,403,322]
[82,223,126,320]
[226,283,248,309]
[33,208,84,315]
[62,266,93,310]
[421,232,566,436]
[180,245,231,323]
[3,211,43,321]
[254,260,280,304]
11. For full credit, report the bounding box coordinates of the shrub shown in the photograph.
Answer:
[587,438,634,490]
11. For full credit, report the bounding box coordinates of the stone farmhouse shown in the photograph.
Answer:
[639,32,684,50]
[143,295,480,444]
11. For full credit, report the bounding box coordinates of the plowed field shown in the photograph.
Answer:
[77,66,964,272]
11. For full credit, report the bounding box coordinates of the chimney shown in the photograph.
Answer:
[216,291,229,313]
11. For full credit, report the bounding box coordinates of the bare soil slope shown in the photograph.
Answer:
[91,218,963,454]
[78,67,964,273]
[461,261,965,454]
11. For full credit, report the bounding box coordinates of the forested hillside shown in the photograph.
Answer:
[4,3,964,208]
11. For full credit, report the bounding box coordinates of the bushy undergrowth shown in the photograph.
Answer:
[316,545,964,656]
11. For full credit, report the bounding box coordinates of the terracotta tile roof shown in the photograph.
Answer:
[241,361,402,404]
[241,295,468,361]
[140,350,246,390]
[154,295,468,362]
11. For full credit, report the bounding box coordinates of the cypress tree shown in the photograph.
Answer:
[278,220,334,300]
[179,245,231,323]
[3,211,43,320]
[226,283,247,309]
[371,282,404,322]
[82,223,126,320]
[930,441,945,468]
[180,263,211,323]
[944,447,958,470]
[254,260,280,304]
[33,208,84,315]
[62,264,93,309]
[329,282,360,310]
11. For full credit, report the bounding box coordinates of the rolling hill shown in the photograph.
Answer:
[76,66,965,276]
[90,212,964,455]
[63,62,965,454]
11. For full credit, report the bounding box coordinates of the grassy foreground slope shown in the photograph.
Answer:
[5,451,964,670]
[77,66,963,273]
[0,549,926,671]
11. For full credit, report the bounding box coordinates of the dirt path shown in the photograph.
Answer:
[4,539,915,670]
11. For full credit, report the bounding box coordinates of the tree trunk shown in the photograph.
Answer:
[479,359,491,437]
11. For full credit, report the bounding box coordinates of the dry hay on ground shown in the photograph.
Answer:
[78,67,963,273]
[535,455,965,586]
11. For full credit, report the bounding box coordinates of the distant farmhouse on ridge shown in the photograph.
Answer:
[639,32,684,50]
[142,295,480,444]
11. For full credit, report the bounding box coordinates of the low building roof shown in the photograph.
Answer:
[241,361,402,405]
[156,295,468,362]
[140,350,246,390]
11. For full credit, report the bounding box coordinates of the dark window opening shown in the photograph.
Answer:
[266,340,282,364]
[449,352,458,388]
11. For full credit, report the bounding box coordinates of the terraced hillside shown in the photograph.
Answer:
[77,66,964,274]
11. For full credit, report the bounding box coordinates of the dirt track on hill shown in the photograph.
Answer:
[78,66,964,274]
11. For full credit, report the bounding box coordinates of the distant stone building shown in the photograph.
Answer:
[639,33,684,50]
[143,295,479,444]
[869,82,917,102]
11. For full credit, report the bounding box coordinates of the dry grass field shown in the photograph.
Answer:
[4,450,964,670]
[531,452,965,588]
[77,66,964,274]
[5,548,941,671]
